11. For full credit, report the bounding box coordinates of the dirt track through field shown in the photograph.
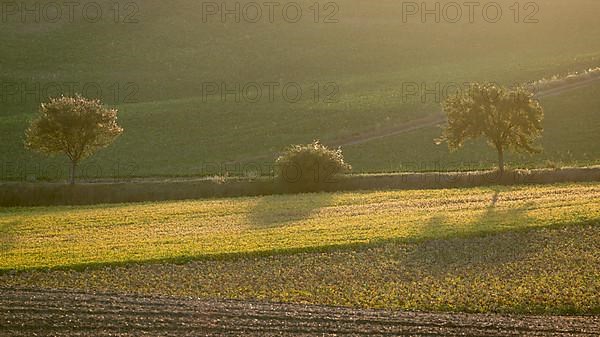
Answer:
[228,74,600,165]
[1,288,598,336]
[330,74,600,148]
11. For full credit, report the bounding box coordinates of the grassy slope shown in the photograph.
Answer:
[1,182,599,270]
[344,81,600,172]
[1,0,600,179]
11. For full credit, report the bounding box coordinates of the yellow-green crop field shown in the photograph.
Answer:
[3,224,598,314]
[1,182,599,271]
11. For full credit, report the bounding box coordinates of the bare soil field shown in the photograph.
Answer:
[1,288,598,336]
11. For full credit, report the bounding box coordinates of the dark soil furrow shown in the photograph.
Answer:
[1,288,598,336]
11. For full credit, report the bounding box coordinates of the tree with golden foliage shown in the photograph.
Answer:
[437,83,544,173]
[25,95,123,184]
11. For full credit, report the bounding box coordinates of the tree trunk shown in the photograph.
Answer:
[497,146,505,175]
[70,161,77,185]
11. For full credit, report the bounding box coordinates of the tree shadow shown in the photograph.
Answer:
[0,220,19,253]
[478,189,536,233]
[246,192,334,229]
[405,189,538,274]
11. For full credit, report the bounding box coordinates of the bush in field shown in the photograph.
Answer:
[25,95,123,185]
[276,140,351,191]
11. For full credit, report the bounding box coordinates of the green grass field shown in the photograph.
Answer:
[1,0,600,180]
[1,183,599,314]
[344,82,600,172]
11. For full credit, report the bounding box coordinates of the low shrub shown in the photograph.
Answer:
[275,140,352,192]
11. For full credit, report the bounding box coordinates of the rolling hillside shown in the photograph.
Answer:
[1,0,600,180]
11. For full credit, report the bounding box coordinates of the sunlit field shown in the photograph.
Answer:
[3,224,598,315]
[2,0,600,334]
[2,182,599,270]
[2,183,599,314]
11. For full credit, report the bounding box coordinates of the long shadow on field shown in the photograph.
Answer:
[0,220,19,252]
[477,190,536,234]
[247,193,334,229]
[407,190,538,274]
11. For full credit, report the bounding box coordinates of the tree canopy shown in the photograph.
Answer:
[25,95,123,184]
[437,83,544,172]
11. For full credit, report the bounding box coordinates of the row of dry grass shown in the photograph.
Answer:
[2,166,599,207]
